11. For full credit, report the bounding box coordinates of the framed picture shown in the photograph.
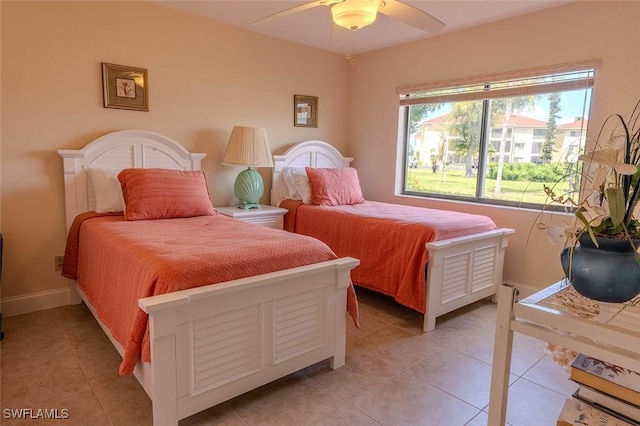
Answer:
[101,63,149,111]
[294,95,318,127]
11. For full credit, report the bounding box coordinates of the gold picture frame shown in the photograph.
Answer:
[102,63,149,111]
[294,95,318,127]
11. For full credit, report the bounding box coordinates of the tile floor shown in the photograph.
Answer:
[0,287,577,425]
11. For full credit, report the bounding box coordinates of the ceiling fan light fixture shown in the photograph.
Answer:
[331,0,383,31]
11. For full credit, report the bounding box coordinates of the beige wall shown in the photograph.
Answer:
[3,0,640,305]
[0,1,348,300]
[347,1,640,289]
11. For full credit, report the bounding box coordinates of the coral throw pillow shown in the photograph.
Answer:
[305,167,365,206]
[118,168,216,220]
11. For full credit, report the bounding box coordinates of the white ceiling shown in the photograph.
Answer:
[152,0,572,55]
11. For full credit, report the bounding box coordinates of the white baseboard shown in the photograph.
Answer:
[1,287,70,317]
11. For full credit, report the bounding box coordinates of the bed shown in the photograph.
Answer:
[271,140,514,332]
[58,130,359,425]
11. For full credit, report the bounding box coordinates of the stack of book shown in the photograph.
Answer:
[556,353,640,426]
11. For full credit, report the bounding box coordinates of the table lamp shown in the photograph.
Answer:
[222,126,273,209]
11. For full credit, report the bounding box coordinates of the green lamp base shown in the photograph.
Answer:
[234,168,264,210]
[237,202,261,210]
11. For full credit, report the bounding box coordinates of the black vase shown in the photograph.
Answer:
[561,234,640,303]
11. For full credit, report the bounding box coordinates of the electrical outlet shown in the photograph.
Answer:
[55,255,64,271]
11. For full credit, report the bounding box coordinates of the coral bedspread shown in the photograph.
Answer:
[62,212,358,376]
[281,200,496,313]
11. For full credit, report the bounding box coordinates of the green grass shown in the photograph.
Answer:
[406,166,570,206]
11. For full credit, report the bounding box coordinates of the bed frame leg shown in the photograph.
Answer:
[329,354,344,370]
[330,308,347,369]
[329,327,345,369]
[329,328,345,369]
[148,313,179,426]
[423,312,436,332]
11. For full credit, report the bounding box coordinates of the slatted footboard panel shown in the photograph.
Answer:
[274,288,326,363]
[440,244,499,303]
[192,305,262,394]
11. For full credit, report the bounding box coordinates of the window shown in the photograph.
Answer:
[531,142,543,154]
[533,129,548,139]
[398,63,595,209]
[491,128,512,139]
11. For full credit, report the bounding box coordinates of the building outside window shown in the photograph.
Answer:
[398,64,595,209]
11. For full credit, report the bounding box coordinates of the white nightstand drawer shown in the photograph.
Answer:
[215,205,287,230]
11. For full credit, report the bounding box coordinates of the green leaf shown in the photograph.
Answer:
[607,186,626,227]
[575,208,599,247]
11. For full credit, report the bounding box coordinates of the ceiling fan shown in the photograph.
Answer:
[251,0,445,34]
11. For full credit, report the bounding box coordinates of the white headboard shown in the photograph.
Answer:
[271,140,353,206]
[58,129,206,231]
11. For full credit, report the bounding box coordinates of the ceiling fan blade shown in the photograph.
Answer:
[251,1,334,26]
[380,0,445,33]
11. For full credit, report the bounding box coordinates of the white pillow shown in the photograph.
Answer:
[86,167,125,213]
[292,172,312,204]
[282,167,303,200]
[282,167,313,203]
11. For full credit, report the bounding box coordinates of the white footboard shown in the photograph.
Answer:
[138,257,359,425]
[424,228,514,332]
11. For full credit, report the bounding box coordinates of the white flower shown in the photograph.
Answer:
[546,225,573,246]
[578,136,637,189]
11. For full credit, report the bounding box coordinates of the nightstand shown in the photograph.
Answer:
[215,205,287,230]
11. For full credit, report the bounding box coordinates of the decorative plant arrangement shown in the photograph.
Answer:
[540,99,640,303]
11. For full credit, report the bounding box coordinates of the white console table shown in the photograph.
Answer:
[488,281,640,425]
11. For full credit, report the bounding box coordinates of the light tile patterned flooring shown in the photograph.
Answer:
[0,287,577,425]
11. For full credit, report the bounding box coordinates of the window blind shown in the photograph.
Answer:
[398,60,599,106]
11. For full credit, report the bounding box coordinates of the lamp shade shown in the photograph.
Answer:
[222,126,273,167]
[331,0,382,31]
